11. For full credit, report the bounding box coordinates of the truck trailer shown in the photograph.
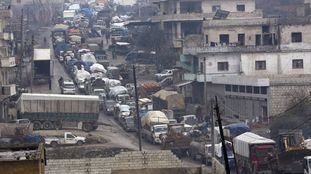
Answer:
[17,93,100,132]
[33,49,51,84]
[233,132,278,174]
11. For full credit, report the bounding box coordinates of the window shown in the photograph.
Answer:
[256,34,261,46]
[291,32,302,43]
[255,61,266,70]
[239,86,245,93]
[261,87,267,94]
[220,34,229,45]
[225,85,232,92]
[238,34,245,46]
[292,59,304,69]
[212,5,221,12]
[246,86,253,93]
[254,87,260,94]
[237,4,245,12]
[218,62,229,71]
[205,35,209,44]
[232,85,238,92]
[67,134,75,138]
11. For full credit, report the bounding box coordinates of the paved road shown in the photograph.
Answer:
[32,26,202,168]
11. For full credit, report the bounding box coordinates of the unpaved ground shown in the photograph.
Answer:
[46,145,131,159]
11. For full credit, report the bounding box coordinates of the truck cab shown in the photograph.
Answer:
[61,81,76,94]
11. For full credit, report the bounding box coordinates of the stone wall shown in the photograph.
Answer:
[45,150,183,174]
[269,77,311,117]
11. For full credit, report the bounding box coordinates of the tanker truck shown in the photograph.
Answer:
[141,111,169,144]
[17,93,100,132]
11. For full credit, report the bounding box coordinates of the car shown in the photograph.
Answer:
[61,80,76,95]
[155,69,174,81]
[104,100,116,115]
[179,115,198,126]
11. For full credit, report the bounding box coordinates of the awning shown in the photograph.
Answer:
[174,80,193,87]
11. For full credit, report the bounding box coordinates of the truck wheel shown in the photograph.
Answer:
[54,121,62,130]
[51,141,58,147]
[43,121,53,130]
[82,123,93,132]
[33,121,42,130]
[77,140,83,146]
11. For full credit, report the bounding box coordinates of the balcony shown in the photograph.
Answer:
[0,9,12,18]
[0,57,16,68]
[183,45,278,55]
[184,73,240,82]
[0,32,12,41]
[0,84,16,97]
[151,13,204,22]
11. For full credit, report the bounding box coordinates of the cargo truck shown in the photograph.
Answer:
[33,49,51,84]
[17,93,100,132]
[141,111,169,144]
[233,132,278,174]
[152,90,185,119]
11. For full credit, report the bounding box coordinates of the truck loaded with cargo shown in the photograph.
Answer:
[141,111,169,144]
[17,93,100,132]
[152,90,185,119]
[33,49,51,84]
[233,132,278,174]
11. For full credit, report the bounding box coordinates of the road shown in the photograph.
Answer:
[32,26,202,168]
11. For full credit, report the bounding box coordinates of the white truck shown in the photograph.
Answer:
[233,132,277,174]
[141,111,169,144]
[45,132,86,147]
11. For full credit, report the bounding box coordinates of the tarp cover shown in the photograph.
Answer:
[90,63,106,73]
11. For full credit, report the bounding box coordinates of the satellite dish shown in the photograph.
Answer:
[213,10,230,20]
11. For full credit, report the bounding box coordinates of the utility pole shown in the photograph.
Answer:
[210,101,215,172]
[133,65,142,151]
[30,35,34,93]
[215,96,230,174]
[203,57,207,123]
[19,9,24,85]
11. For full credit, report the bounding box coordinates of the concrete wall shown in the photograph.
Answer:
[198,53,240,75]
[241,52,311,76]
[269,77,311,116]
[204,25,262,46]
[280,24,311,50]
[112,168,201,174]
[202,0,256,13]
[45,150,185,174]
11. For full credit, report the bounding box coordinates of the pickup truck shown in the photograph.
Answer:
[155,69,174,81]
[45,132,86,147]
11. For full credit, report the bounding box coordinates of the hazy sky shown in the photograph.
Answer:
[114,0,136,6]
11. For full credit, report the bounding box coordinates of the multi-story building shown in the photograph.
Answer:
[175,1,311,123]
[150,0,261,50]
[129,0,311,123]
[0,0,17,121]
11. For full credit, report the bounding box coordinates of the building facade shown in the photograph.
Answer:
[179,4,311,123]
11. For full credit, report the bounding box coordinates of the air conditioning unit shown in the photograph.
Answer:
[1,84,16,96]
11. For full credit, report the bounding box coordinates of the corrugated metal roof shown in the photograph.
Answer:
[20,93,99,101]
[234,132,275,144]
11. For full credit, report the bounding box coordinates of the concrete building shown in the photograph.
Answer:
[179,16,311,124]
[149,0,261,50]
[0,1,17,121]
